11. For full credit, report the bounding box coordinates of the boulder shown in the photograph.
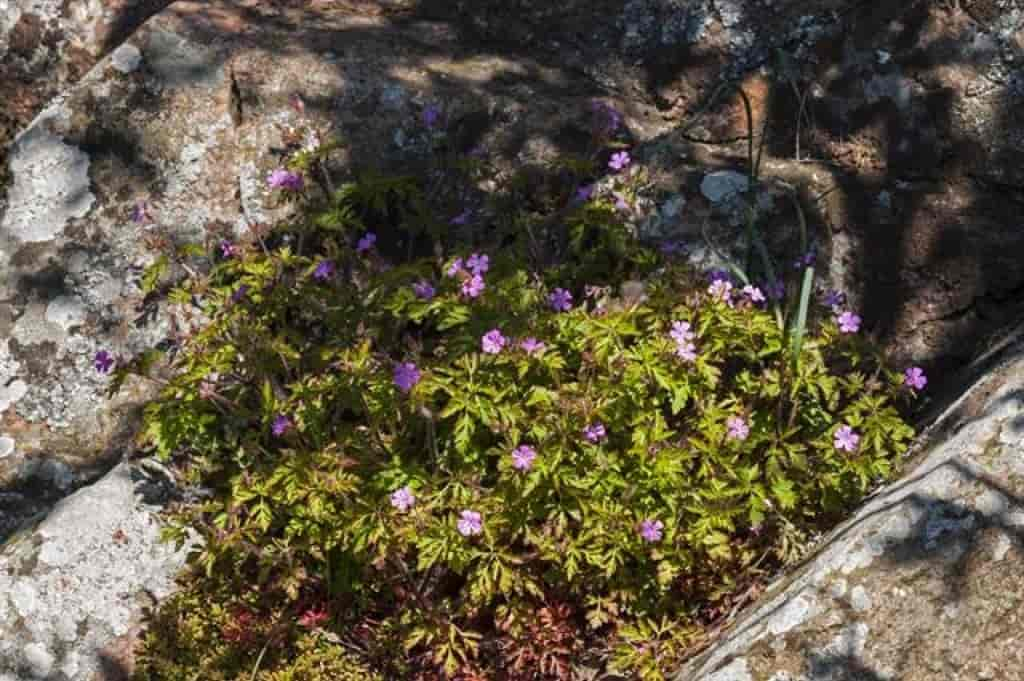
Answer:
[0,460,195,680]
[0,0,171,147]
[675,329,1024,681]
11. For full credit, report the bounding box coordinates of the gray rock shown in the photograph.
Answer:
[109,43,142,74]
[0,462,197,680]
[701,170,750,203]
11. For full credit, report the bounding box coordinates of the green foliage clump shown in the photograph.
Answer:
[120,121,916,680]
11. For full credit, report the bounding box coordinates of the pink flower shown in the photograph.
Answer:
[356,232,377,254]
[130,200,150,224]
[313,260,336,281]
[413,281,436,300]
[575,184,595,203]
[836,310,861,334]
[670,321,694,344]
[267,168,304,191]
[466,253,489,275]
[708,279,734,304]
[742,285,766,304]
[461,274,485,298]
[639,519,664,543]
[670,321,698,362]
[511,445,537,472]
[393,362,421,393]
[583,422,606,443]
[219,240,240,258]
[549,288,573,312]
[446,258,465,278]
[390,486,416,512]
[822,289,846,310]
[519,337,546,355]
[481,329,507,354]
[675,342,697,362]
[272,415,293,437]
[94,350,115,374]
[726,416,750,441]
[904,366,927,391]
[834,425,860,452]
[609,151,631,171]
[422,104,442,129]
[457,510,483,537]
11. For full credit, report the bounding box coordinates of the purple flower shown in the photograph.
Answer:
[583,422,606,444]
[130,200,150,224]
[313,260,336,282]
[451,209,474,226]
[726,416,750,441]
[639,519,664,543]
[413,280,436,300]
[422,104,442,129]
[356,232,377,254]
[834,425,860,452]
[549,288,573,312]
[708,269,732,284]
[481,329,507,354]
[461,274,485,299]
[393,362,421,393]
[765,279,786,301]
[267,168,305,191]
[457,510,483,537]
[94,350,115,374]
[742,285,766,304]
[272,414,293,437]
[390,486,416,512]
[608,151,631,172]
[670,321,695,345]
[446,258,465,278]
[614,194,630,212]
[575,184,595,203]
[466,253,490,276]
[670,321,698,361]
[511,445,537,472]
[591,101,623,137]
[904,366,928,391]
[822,289,847,310]
[220,240,240,258]
[708,279,734,304]
[675,342,697,362]
[836,310,861,334]
[230,284,249,304]
[793,249,816,269]
[520,337,546,355]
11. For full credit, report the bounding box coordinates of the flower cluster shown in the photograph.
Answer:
[669,321,697,362]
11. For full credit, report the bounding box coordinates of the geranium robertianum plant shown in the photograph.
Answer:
[112,120,921,681]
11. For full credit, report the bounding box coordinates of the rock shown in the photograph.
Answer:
[0,461,196,680]
[701,170,750,203]
[675,337,1024,680]
[0,0,171,143]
